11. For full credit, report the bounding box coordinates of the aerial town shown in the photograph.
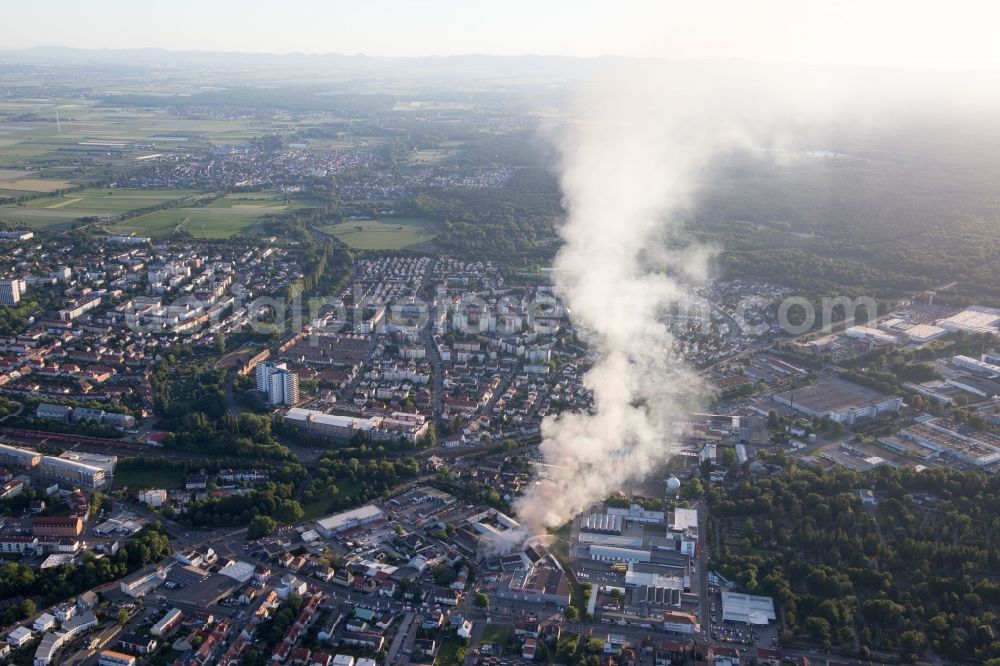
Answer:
[1,33,1000,666]
[0,216,997,666]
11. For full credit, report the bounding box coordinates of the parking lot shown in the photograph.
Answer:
[708,589,781,648]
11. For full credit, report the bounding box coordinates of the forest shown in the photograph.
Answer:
[708,457,1000,663]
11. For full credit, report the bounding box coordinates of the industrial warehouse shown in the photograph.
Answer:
[773,377,903,425]
[283,407,429,444]
[894,416,1000,467]
[315,505,386,537]
[494,552,572,606]
[577,505,699,564]
[564,502,702,632]
[721,591,777,625]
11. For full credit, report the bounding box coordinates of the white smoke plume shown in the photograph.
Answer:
[507,62,803,544]
[488,59,1000,551]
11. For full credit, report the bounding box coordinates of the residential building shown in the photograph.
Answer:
[256,362,299,405]
[0,279,21,306]
[151,608,183,637]
[32,517,83,538]
[8,626,33,648]
[39,456,106,489]
[99,651,137,666]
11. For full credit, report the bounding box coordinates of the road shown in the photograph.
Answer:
[385,611,418,666]
[696,499,711,644]
[420,304,444,428]
[481,367,516,416]
[224,373,244,418]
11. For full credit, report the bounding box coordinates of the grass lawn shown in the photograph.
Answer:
[113,463,184,490]
[435,636,467,666]
[299,479,366,522]
[479,625,511,646]
[321,217,436,250]
[300,490,339,522]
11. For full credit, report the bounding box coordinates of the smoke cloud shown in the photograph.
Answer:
[507,62,806,542]
[489,61,1000,550]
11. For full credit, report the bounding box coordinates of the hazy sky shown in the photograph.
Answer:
[5,0,1000,69]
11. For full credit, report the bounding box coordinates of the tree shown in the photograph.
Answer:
[899,630,927,655]
[564,605,580,622]
[248,515,278,540]
[474,592,490,608]
[273,499,304,524]
[117,609,129,625]
[680,478,704,500]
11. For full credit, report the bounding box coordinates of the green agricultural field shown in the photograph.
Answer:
[0,100,342,169]
[0,168,75,194]
[108,191,312,238]
[321,217,437,250]
[0,188,204,229]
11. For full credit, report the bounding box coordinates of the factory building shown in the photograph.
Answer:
[285,408,429,444]
[494,552,571,606]
[820,443,892,473]
[120,567,169,598]
[580,512,623,535]
[606,504,665,525]
[952,355,1000,378]
[589,544,652,563]
[946,376,1000,399]
[721,591,776,625]
[773,377,902,425]
[315,505,385,538]
[579,528,643,545]
[629,585,683,611]
[900,324,948,343]
[896,417,1000,467]
[937,306,1000,336]
[845,325,898,345]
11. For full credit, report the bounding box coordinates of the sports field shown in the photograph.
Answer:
[108,191,311,238]
[321,217,437,250]
[0,188,204,229]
